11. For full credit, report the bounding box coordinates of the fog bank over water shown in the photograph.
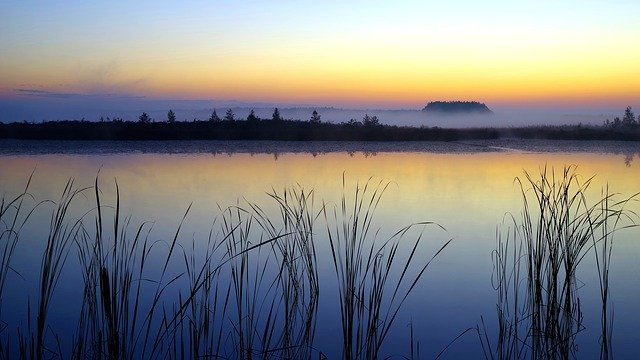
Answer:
[0,95,627,128]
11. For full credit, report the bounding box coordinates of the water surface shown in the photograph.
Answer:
[0,139,638,358]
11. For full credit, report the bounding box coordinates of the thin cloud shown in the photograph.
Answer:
[15,89,81,98]
[14,88,145,100]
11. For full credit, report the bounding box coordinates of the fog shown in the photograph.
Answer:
[0,94,628,128]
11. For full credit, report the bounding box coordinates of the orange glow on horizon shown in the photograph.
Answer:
[3,25,639,109]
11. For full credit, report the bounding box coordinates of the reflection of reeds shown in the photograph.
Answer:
[480,166,638,360]
[324,177,450,360]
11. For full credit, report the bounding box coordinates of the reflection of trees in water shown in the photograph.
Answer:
[345,151,378,158]
[198,150,379,160]
[622,152,639,167]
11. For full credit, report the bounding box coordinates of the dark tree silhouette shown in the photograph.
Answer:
[613,117,622,127]
[310,110,321,123]
[345,118,361,126]
[272,108,282,121]
[422,101,492,113]
[224,109,235,121]
[247,109,259,122]
[138,112,151,123]
[362,114,380,127]
[167,109,176,123]
[209,109,221,122]
[622,106,636,126]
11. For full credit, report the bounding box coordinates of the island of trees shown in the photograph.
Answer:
[0,107,639,142]
[422,101,493,114]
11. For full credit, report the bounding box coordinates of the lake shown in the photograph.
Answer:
[0,139,638,359]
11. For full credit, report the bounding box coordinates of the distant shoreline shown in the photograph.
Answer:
[1,119,639,142]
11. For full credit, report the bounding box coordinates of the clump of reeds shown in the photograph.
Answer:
[72,176,232,359]
[479,165,638,360]
[14,178,89,360]
[324,177,451,360]
[73,178,188,359]
[0,173,35,312]
[0,172,40,358]
[0,174,451,359]
[249,187,320,359]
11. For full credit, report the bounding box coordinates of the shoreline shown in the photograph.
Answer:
[1,138,638,157]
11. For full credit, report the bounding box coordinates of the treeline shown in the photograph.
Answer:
[1,107,639,141]
[124,107,314,123]
[604,106,640,128]
[0,117,498,141]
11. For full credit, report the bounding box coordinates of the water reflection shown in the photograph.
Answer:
[0,144,638,358]
[623,152,639,167]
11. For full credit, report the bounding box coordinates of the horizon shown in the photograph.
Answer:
[1,1,639,122]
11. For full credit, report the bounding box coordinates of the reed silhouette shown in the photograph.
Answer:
[479,166,638,360]
[0,175,450,359]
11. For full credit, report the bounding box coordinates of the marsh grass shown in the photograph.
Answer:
[0,172,42,358]
[0,175,451,359]
[72,176,181,359]
[72,178,296,359]
[480,166,638,360]
[10,178,90,360]
[248,187,320,359]
[324,177,451,360]
[0,172,36,313]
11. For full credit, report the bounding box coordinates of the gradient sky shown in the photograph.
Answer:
[1,0,640,109]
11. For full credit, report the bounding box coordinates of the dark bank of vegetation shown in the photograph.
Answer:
[0,168,636,359]
[1,107,639,141]
[422,101,493,114]
[0,113,499,142]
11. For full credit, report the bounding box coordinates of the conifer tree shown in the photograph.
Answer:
[167,109,176,123]
[209,109,221,122]
[272,108,282,121]
[224,109,235,121]
[310,110,321,123]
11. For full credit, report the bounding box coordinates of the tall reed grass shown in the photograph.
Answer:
[0,175,447,359]
[479,166,638,360]
[0,172,40,358]
[323,177,451,360]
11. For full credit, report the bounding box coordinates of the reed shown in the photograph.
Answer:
[0,172,36,313]
[173,221,228,359]
[0,175,450,359]
[72,177,242,359]
[0,172,41,358]
[323,177,451,360]
[72,177,165,359]
[248,186,320,359]
[480,166,638,360]
[18,179,89,360]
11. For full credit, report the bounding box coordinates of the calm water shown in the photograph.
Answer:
[0,139,638,359]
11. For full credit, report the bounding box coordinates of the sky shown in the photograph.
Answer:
[1,0,640,121]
